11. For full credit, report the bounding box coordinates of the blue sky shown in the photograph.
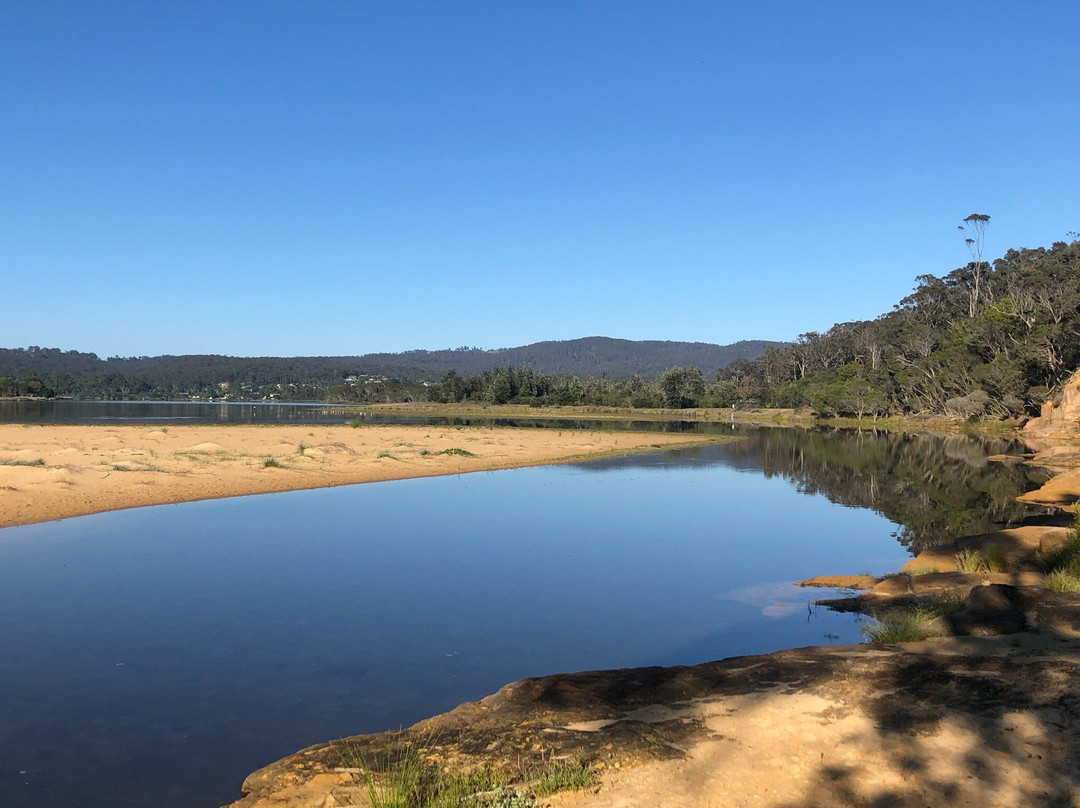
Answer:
[3,2,1079,358]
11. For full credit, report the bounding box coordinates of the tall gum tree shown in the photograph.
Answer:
[958,213,991,317]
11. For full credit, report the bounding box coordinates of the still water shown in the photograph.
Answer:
[0,421,1046,807]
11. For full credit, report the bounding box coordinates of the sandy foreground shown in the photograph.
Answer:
[0,423,713,530]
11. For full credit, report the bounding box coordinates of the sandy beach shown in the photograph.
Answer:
[0,423,715,530]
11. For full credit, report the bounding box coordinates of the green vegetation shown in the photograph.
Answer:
[263,457,282,468]
[864,594,962,644]
[864,610,936,644]
[435,447,476,457]
[0,457,45,467]
[334,739,592,808]
[1040,510,1080,576]
[6,232,1079,418]
[110,463,167,472]
[954,548,984,573]
[984,544,1009,573]
[532,761,593,796]
[1045,569,1080,592]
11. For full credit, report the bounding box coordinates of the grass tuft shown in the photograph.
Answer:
[1041,533,1080,576]
[435,447,476,457]
[263,457,282,468]
[863,608,937,644]
[0,457,45,467]
[1045,569,1080,592]
[984,544,1009,573]
[533,760,593,796]
[333,738,591,808]
[954,548,983,573]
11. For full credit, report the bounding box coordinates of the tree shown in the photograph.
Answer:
[659,366,706,408]
[958,213,991,317]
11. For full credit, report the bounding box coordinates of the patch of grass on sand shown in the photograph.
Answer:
[111,463,167,473]
[533,760,594,796]
[984,544,1009,573]
[1041,534,1080,576]
[954,548,983,573]
[333,739,592,808]
[0,457,45,467]
[431,448,476,457]
[263,457,282,468]
[863,599,958,644]
[1045,569,1080,592]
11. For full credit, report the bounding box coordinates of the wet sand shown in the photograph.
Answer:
[0,423,715,530]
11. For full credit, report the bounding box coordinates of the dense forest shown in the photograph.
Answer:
[715,232,1080,419]
[4,229,1079,417]
[0,338,778,403]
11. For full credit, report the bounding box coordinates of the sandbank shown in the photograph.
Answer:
[0,423,716,530]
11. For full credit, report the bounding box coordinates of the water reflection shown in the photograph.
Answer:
[580,429,1047,549]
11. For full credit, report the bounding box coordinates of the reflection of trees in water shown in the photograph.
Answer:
[726,427,1048,551]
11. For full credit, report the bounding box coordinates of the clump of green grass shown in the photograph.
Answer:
[906,567,938,576]
[1040,533,1080,576]
[984,544,1009,573]
[263,457,282,468]
[863,608,937,644]
[435,448,476,457]
[297,443,307,454]
[377,451,401,460]
[0,457,45,467]
[533,760,593,796]
[954,548,984,573]
[333,738,591,808]
[1045,569,1080,592]
[111,463,167,473]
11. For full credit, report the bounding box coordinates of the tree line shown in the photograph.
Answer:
[5,227,1079,416]
[720,229,1080,418]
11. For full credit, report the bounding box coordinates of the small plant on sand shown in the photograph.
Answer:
[907,567,938,576]
[1040,533,1080,576]
[533,760,593,796]
[0,457,45,467]
[984,544,1009,573]
[377,451,400,460]
[263,457,282,468]
[863,608,936,644]
[954,548,984,573]
[1045,569,1080,593]
[333,737,591,808]
[297,443,307,454]
[435,447,476,457]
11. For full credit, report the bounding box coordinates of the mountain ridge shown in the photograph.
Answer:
[1,336,784,384]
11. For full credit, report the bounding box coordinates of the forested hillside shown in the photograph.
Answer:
[719,235,1080,418]
[0,338,779,402]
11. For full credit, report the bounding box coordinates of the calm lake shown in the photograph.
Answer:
[0,404,1048,807]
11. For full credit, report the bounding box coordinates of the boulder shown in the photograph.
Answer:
[945,584,1028,637]
[1026,368,1080,436]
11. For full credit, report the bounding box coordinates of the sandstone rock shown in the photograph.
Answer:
[946,584,1028,637]
[1026,368,1080,436]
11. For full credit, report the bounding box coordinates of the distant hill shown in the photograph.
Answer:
[351,337,784,379]
[2,338,781,384]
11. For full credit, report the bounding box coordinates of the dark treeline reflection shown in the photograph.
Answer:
[582,427,1049,552]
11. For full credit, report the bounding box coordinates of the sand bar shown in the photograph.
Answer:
[0,423,716,530]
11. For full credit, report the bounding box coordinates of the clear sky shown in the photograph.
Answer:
[3,2,1079,358]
